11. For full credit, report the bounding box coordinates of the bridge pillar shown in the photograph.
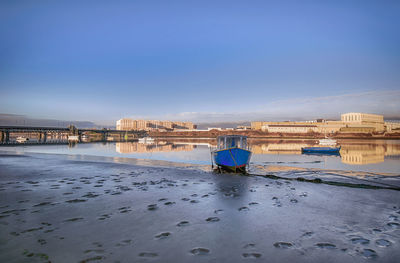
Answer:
[101,132,107,141]
[5,131,9,143]
[1,131,4,143]
[42,132,47,142]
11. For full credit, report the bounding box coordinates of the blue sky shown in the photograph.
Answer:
[1,0,399,124]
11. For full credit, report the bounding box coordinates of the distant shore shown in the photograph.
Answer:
[150,130,400,140]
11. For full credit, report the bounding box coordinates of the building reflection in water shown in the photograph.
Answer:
[116,141,195,153]
[115,140,400,165]
[249,140,400,165]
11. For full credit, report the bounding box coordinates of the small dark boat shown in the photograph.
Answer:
[212,135,252,173]
[301,146,341,155]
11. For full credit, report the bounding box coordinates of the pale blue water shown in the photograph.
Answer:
[1,139,400,174]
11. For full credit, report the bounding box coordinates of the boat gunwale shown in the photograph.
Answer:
[212,147,252,154]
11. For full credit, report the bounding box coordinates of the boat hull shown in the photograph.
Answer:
[301,146,341,155]
[212,147,252,172]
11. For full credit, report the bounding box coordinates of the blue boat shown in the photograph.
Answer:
[212,135,252,173]
[301,146,341,155]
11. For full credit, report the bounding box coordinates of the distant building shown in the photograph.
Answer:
[251,112,396,134]
[116,118,195,131]
[236,126,251,130]
[341,113,384,132]
[261,123,318,133]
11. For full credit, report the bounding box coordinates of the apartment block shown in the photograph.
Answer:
[251,112,395,134]
[116,118,195,131]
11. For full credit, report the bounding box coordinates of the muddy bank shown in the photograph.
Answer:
[0,152,399,263]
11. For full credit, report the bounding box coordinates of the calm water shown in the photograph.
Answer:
[1,139,400,174]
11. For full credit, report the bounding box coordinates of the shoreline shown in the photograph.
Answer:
[1,150,399,189]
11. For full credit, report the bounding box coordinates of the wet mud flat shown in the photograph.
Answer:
[0,153,399,263]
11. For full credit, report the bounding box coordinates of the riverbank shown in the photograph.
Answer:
[0,152,399,262]
[149,130,400,140]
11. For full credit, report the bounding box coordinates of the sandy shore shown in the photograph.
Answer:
[0,152,399,263]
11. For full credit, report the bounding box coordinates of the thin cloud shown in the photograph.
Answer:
[148,90,400,123]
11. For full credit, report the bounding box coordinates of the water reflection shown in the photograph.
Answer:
[250,140,400,165]
[115,139,400,165]
[116,141,195,153]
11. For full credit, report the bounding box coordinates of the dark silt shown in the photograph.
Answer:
[0,152,400,262]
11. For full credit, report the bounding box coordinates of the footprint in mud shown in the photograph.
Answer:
[22,250,50,261]
[158,198,168,202]
[351,237,370,245]
[181,198,190,201]
[290,199,298,203]
[206,217,220,222]
[155,232,171,239]
[371,228,382,234]
[79,256,104,262]
[387,222,399,229]
[147,204,158,211]
[82,193,99,198]
[238,207,249,212]
[164,202,175,206]
[301,231,314,238]
[272,198,282,207]
[119,207,131,213]
[63,192,73,195]
[98,214,111,220]
[33,202,52,207]
[201,194,209,198]
[115,239,132,247]
[299,192,308,197]
[242,253,262,258]
[360,249,378,259]
[243,243,256,249]
[249,202,259,206]
[375,239,391,247]
[83,248,105,254]
[190,248,210,255]
[315,243,336,249]
[21,227,43,233]
[64,217,84,222]
[214,209,224,214]
[274,242,293,249]
[138,252,158,258]
[37,239,47,245]
[190,200,199,204]
[66,199,87,203]
[177,221,189,227]
[191,194,198,197]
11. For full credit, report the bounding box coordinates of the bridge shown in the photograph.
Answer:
[0,125,147,143]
